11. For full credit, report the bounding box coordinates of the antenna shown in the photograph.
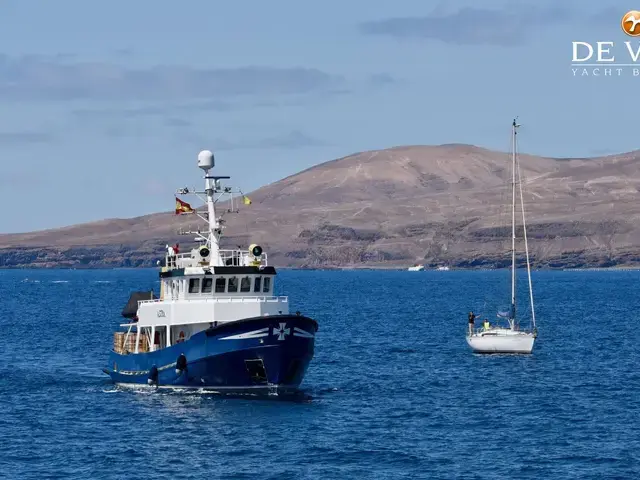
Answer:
[197,150,215,172]
[174,150,244,267]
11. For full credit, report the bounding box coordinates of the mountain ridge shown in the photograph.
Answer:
[2,143,640,269]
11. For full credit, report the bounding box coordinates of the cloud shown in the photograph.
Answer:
[72,100,236,121]
[113,48,134,58]
[143,179,167,195]
[103,125,137,138]
[0,170,41,189]
[174,130,328,151]
[359,5,571,46]
[586,6,625,26]
[369,73,396,86]
[0,54,345,101]
[250,89,352,109]
[70,102,233,138]
[71,90,357,121]
[0,131,53,145]
[244,130,328,149]
[164,118,193,128]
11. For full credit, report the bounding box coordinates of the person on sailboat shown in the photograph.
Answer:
[483,318,490,331]
[468,311,475,335]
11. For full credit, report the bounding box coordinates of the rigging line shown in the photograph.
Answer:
[485,129,512,314]
[500,127,512,268]
[515,130,536,330]
[497,137,511,305]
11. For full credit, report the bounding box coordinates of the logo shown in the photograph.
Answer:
[570,11,640,77]
[157,310,166,317]
[273,322,290,341]
[622,11,640,36]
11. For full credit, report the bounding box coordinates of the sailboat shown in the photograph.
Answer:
[466,118,538,354]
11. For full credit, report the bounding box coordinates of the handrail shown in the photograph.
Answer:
[470,326,534,335]
[166,249,268,269]
[138,295,288,306]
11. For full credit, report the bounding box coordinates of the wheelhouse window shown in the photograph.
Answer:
[215,277,226,293]
[188,278,200,293]
[202,277,213,293]
[228,277,238,293]
[254,276,262,293]
[240,276,251,293]
[263,276,271,293]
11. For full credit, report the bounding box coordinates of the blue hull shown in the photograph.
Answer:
[104,314,317,393]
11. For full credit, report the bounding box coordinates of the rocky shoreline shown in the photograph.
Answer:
[1,244,638,270]
[4,144,640,271]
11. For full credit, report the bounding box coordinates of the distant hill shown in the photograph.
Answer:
[2,143,640,269]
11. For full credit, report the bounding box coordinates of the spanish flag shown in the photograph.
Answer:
[175,196,194,215]
[242,195,252,205]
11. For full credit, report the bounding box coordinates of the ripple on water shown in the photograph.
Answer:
[1,269,640,479]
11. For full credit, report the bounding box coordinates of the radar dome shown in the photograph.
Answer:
[197,150,215,170]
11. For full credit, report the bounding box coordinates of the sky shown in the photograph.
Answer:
[0,0,633,232]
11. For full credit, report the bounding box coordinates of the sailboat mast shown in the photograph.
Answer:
[510,119,517,322]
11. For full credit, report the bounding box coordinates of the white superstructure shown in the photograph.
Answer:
[118,150,288,354]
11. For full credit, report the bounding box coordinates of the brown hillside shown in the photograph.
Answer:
[1,144,639,268]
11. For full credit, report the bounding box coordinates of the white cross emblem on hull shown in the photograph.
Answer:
[274,322,290,341]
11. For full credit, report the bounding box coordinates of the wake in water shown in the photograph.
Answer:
[105,382,317,402]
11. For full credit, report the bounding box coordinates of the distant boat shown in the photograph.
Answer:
[408,264,425,271]
[436,266,450,271]
[466,119,538,354]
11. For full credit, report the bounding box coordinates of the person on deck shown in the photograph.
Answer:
[166,244,175,268]
[468,311,475,335]
[174,243,180,254]
[483,318,490,331]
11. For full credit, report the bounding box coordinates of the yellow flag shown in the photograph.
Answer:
[243,195,252,205]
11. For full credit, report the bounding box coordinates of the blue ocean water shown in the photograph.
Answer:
[1,268,639,479]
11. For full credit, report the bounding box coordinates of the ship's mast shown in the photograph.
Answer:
[198,150,229,267]
[204,174,220,266]
[510,118,519,328]
[175,150,250,267]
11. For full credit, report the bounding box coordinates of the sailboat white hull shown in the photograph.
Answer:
[466,328,535,354]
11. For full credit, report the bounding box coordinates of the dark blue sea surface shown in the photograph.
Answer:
[1,268,639,479]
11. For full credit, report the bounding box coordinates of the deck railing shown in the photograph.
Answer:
[166,249,268,269]
[138,295,288,307]
[468,325,535,335]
